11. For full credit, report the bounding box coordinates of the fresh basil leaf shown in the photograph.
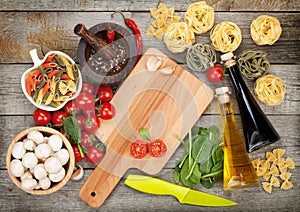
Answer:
[139,128,152,140]
[63,116,81,145]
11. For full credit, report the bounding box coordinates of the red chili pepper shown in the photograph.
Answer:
[106,29,115,43]
[112,11,143,62]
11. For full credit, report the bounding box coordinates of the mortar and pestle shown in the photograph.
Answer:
[75,23,137,86]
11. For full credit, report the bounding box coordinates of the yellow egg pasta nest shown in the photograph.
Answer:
[250,15,282,45]
[147,2,181,41]
[254,74,286,106]
[164,22,195,53]
[184,1,214,34]
[210,21,242,53]
[252,148,295,193]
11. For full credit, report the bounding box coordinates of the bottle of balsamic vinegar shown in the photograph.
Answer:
[220,52,280,152]
[216,87,259,190]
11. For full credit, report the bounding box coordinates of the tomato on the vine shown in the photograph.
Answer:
[75,92,95,110]
[51,110,67,128]
[63,101,77,115]
[72,145,84,162]
[130,140,148,159]
[96,85,113,102]
[33,108,51,126]
[85,146,104,164]
[98,102,115,120]
[148,139,167,158]
[81,82,94,94]
[206,65,224,83]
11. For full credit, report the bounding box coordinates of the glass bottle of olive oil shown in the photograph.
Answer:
[216,87,259,190]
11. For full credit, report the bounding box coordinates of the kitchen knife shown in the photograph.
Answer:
[124,174,237,207]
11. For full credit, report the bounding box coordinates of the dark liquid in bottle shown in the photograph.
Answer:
[225,60,280,152]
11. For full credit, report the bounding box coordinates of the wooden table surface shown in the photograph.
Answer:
[0,0,299,211]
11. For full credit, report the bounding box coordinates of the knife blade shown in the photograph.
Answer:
[124,174,237,207]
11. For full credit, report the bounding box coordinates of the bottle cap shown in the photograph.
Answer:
[220,52,234,61]
[215,87,229,95]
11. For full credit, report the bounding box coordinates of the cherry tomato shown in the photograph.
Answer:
[75,92,95,110]
[148,139,167,158]
[99,102,115,120]
[81,132,95,147]
[96,85,113,102]
[72,145,84,162]
[83,112,101,133]
[206,65,224,83]
[63,101,76,115]
[130,140,148,159]
[81,82,94,94]
[51,110,67,128]
[85,146,104,164]
[33,108,51,126]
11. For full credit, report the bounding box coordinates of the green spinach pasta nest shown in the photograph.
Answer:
[186,43,216,72]
[237,50,270,80]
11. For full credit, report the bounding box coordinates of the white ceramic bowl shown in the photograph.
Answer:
[21,49,82,111]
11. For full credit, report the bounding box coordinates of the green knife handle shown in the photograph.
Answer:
[125,174,189,202]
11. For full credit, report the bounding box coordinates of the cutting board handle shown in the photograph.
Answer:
[79,166,123,208]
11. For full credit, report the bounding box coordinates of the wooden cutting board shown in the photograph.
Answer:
[79,48,214,208]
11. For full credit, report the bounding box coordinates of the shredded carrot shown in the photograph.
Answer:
[47,69,59,79]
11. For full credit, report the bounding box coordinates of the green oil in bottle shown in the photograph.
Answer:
[216,87,259,190]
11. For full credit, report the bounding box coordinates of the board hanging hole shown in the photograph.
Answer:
[91,192,96,197]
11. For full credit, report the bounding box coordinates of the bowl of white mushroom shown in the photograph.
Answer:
[6,126,75,195]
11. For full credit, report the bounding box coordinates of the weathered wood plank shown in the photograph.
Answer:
[1,114,299,169]
[0,12,299,63]
[1,167,299,211]
[0,0,299,12]
[0,64,298,115]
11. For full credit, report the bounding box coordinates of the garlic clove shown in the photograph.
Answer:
[146,56,163,72]
[160,66,175,75]
[71,165,84,181]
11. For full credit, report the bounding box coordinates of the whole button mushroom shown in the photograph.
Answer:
[22,152,38,169]
[27,130,44,144]
[49,168,66,182]
[39,177,51,190]
[21,178,38,191]
[23,139,35,151]
[33,164,48,180]
[11,142,26,159]
[10,159,25,177]
[55,148,70,165]
[35,143,52,160]
[21,171,33,181]
[48,135,63,152]
[44,156,62,174]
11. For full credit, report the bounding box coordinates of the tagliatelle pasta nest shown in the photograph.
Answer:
[147,2,182,41]
[252,148,295,193]
[164,22,195,53]
[254,74,286,106]
[210,21,242,53]
[238,50,270,80]
[250,15,282,45]
[184,1,214,34]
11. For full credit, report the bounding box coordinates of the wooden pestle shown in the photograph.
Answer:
[74,23,116,61]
